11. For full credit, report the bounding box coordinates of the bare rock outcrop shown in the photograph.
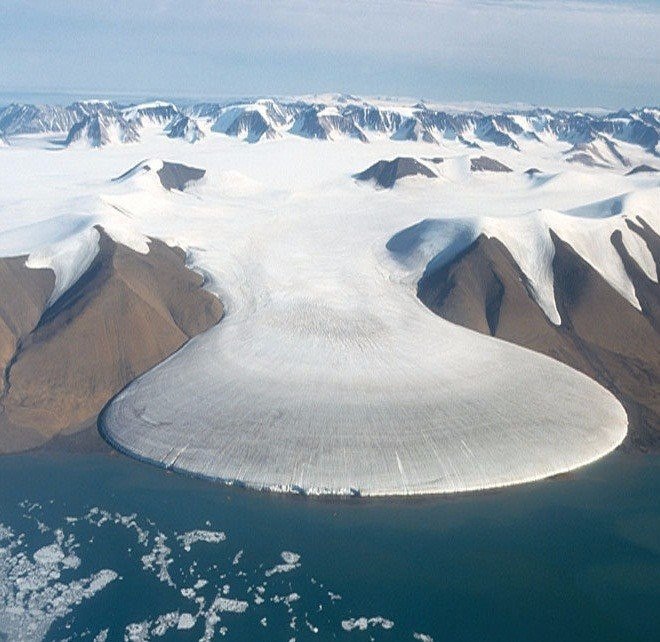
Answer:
[0,228,223,453]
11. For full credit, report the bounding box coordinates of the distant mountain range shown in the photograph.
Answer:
[0,96,657,158]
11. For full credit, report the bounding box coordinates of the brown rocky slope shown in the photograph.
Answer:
[0,227,223,453]
[417,216,659,451]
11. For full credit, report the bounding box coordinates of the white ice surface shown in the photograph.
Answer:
[0,126,654,495]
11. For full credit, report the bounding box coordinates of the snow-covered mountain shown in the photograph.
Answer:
[391,117,440,144]
[112,159,206,191]
[470,156,513,172]
[65,113,140,147]
[564,135,631,168]
[211,106,280,142]
[166,115,204,143]
[0,100,118,135]
[388,189,658,326]
[194,97,658,153]
[0,96,658,158]
[289,105,368,142]
[354,157,438,188]
[121,101,181,126]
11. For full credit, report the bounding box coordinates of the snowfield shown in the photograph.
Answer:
[1,97,657,495]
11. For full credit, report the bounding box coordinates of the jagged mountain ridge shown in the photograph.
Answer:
[0,97,657,156]
[0,100,123,136]
[166,115,204,143]
[64,113,140,147]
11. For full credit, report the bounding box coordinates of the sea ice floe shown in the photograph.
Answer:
[177,529,227,551]
[3,500,429,640]
[150,611,180,636]
[141,534,175,587]
[342,616,395,631]
[0,523,117,642]
[177,612,196,629]
[265,551,302,576]
[125,620,151,642]
[214,596,249,613]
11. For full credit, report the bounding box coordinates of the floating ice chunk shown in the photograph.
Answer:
[0,524,117,642]
[214,596,249,613]
[33,543,65,565]
[265,551,301,576]
[413,633,434,642]
[125,620,151,641]
[342,616,394,631]
[151,611,179,636]
[177,530,226,552]
[114,513,150,546]
[177,613,196,630]
[141,534,174,587]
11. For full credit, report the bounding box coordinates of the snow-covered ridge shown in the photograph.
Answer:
[387,187,659,325]
[166,115,204,143]
[0,213,150,308]
[65,113,140,147]
[0,97,657,156]
[112,158,206,191]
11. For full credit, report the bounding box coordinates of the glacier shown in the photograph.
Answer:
[1,95,656,494]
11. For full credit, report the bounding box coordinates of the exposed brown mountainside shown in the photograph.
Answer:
[418,217,660,451]
[354,157,437,188]
[0,227,223,453]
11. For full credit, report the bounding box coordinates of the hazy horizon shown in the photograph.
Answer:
[1,0,657,109]
[0,88,654,114]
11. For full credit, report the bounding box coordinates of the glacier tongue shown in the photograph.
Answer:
[100,185,630,496]
[101,285,626,495]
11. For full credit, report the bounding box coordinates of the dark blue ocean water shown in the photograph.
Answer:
[0,450,658,642]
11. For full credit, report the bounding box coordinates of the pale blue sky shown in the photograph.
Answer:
[0,0,658,108]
